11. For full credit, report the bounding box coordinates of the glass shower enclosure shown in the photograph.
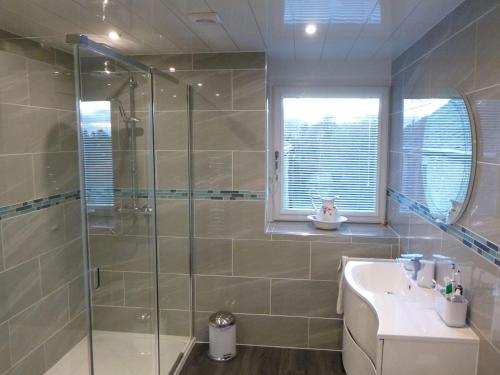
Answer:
[68,34,193,375]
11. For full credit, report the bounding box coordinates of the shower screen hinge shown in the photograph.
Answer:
[92,267,101,289]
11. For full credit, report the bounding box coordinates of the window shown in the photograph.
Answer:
[271,87,388,222]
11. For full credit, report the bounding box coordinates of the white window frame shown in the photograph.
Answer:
[269,86,389,223]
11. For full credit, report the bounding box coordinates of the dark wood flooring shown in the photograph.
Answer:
[179,344,346,375]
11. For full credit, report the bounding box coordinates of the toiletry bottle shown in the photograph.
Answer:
[444,264,456,299]
[454,269,463,296]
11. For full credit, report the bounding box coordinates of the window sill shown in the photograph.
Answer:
[266,221,399,244]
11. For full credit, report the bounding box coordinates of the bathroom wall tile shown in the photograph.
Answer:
[193,52,265,70]
[160,309,191,337]
[475,6,500,90]
[69,275,85,319]
[154,111,188,151]
[233,239,309,278]
[193,311,212,341]
[233,70,266,110]
[460,163,500,245]
[233,151,265,191]
[40,239,83,296]
[113,150,153,190]
[89,234,152,272]
[154,78,188,112]
[54,49,74,70]
[92,306,153,334]
[407,213,443,256]
[308,318,343,350]
[27,60,74,110]
[5,346,46,375]
[9,286,69,363]
[0,230,3,272]
[388,151,402,190]
[389,112,404,153]
[124,272,154,308]
[476,327,500,375]
[92,270,125,307]
[33,151,79,197]
[429,24,475,94]
[387,199,410,238]
[157,199,189,237]
[234,314,308,348]
[156,151,188,190]
[0,259,41,322]
[193,111,265,151]
[44,312,87,370]
[0,51,28,105]
[159,274,191,310]
[270,221,351,243]
[179,71,232,110]
[0,35,54,64]
[194,200,265,239]
[0,105,60,154]
[193,151,233,190]
[469,85,500,164]
[0,321,11,373]
[120,199,155,236]
[311,242,392,281]
[2,205,66,268]
[195,275,270,314]
[63,200,82,242]
[402,54,432,100]
[271,279,338,318]
[135,54,193,70]
[193,237,233,276]
[346,223,398,240]
[158,236,190,274]
[0,154,34,206]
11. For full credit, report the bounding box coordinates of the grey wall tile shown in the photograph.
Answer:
[44,312,87,370]
[308,318,343,350]
[270,221,351,243]
[92,306,153,334]
[160,309,191,337]
[233,239,309,278]
[387,199,410,238]
[9,286,69,363]
[0,230,3,272]
[5,346,45,375]
[89,234,152,272]
[57,111,78,152]
[0,51,28,105]
[193,52,265,70]
[193,151,232,190]
[157,198,189,237]
[194,311,212,341]
[158,236,190,274]
[156,151,188,190]
[154,78,188,112]
[135,54,192,70]
[154,111,188,151]
[271,279,338,318]
[0,321,11,373]
[195,275,270,314]
[311,242,392,281]
[92,271,124,307]
[63,200,82,242]
[233,151,265,191]
[475,5,500,89]
[40,239,83,296]
[180,71,232,110]
[124,272,154,308]
[193,238,232,276]
[69,275,85,319]
[233,70,266,110]
[194,200,265,239]
[0,35,54,65]
[0,154,34,207]
[193,111,265,151]
[234,314,308,347]
[477,329,500,375]
[33,151,79,197]
[159,274,191,310]
[0,259,41,322]
[407,213,443,256]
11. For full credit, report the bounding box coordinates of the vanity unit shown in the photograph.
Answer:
[342,260,479,375]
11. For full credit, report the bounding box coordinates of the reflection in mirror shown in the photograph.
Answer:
[402,95,474,224]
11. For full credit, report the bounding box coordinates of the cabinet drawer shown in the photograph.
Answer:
[342,322,377,375]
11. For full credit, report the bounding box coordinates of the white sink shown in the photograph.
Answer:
[342,260,479,375]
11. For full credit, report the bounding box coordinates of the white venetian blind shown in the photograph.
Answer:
[80,101,114,207]
[282,97,381,213]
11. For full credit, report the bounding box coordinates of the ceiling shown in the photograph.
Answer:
[0,0,464,61]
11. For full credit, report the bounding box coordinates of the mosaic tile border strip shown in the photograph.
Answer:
[387,187,500,267]
[86,188,265,201]
[0,190,80,220]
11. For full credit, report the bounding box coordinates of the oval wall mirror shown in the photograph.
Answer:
[402,92,476,224]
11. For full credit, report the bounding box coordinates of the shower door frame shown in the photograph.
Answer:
[67,34,192,375]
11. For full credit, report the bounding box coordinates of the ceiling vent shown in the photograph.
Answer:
[188,12,221,24]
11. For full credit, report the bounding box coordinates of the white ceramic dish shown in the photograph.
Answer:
[307,215,347,230]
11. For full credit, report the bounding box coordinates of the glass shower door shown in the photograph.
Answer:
[76,46,160,375]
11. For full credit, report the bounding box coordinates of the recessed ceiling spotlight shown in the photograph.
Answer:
[215,93,220,97]
[305,24,317,35]
[197,82,203,87]
[108,31,120,40]
[169,67,176,73]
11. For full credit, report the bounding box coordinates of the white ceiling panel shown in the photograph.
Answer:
[0,0,466,62]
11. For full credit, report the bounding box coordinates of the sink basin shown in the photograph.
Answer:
[342,260,479,375]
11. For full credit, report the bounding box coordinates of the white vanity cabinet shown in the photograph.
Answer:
[342,261,479,375]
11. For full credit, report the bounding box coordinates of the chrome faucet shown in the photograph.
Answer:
[408,257,421,280]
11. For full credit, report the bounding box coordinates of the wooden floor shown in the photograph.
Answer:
[179,344,346,375]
